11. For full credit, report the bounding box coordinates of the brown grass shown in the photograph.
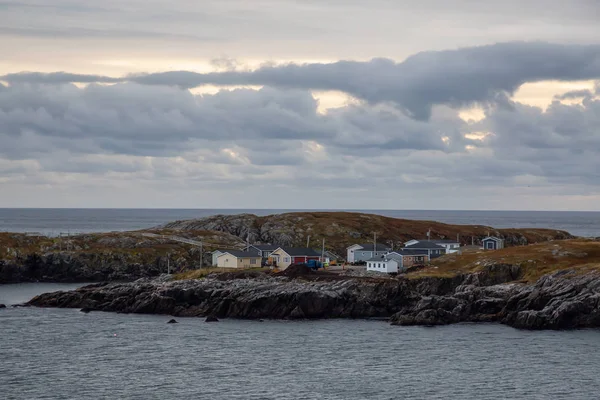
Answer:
[408,239,600,282]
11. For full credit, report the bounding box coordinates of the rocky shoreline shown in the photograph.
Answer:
[26,265,600,330]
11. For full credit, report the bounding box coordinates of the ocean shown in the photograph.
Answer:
[1,284,600,400]
[1,208,600,237]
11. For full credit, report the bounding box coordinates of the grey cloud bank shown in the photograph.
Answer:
[5,42,600,120]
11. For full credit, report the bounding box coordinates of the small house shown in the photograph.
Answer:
[366,253,403,273]
[216,250,262,269]
[346,243,390,263]
[366,250,429,273]
[482,236,505,250]
[269,247,322,270]
[403,241,446,258]
[211,249,236,266]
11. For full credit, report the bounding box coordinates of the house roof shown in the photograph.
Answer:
[276,247,322,257]
[245,244,279,251]
[433,240,460,244]
[350,243,389,251]
[219,250,262,258]
[211,248,237,254]
[404,241,445,249]
[390,249,430,256]
[482,236,504,242]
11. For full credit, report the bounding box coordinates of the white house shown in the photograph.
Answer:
[346,243,390,263]
[366,253,403,273]
[216,250,262,269]
[482,236,505,250]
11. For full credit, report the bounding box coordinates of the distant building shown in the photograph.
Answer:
[216,250,262,269]
[211,249,238,266]
[482,236,505,250]
[366,250,429,273]
[404,239,460,254]
[269,247,322,270]
[366,253,403,273]
[403,241,447,258]
[346,243,391,263]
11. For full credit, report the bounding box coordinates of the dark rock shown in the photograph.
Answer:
[167,319,178,324]
[205,315,219,322]
[80,307,92,313]
[23,263,600,330]
[0,304,6,309]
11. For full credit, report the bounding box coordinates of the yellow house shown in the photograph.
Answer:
[216,250,262,269]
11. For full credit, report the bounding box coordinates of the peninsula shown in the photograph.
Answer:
[6,212,600,330]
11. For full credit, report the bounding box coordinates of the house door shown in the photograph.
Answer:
[486,242,494,250]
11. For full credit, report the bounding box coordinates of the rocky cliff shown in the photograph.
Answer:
[0,230,244,283]
[25,264,600,330]
[161,212,573,255]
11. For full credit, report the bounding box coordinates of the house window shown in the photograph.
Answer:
[284,257,290,262]
[250,259,257,265]
[362,252,366,256]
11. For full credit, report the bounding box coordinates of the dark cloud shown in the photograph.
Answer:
[555,89,594,100]
[4,42,600,120]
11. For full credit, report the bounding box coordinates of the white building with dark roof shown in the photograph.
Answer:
[346,243,391,263]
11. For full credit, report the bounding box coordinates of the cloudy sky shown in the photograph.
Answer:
[1,0,600,210]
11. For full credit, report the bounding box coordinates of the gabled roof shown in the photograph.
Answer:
[348,243,389,251]
[244,244,279,251]
[211,248,237,254]
[274,247,322,257]
[404,241,445,249]
[482,236,504,242]
[218,250,262,258]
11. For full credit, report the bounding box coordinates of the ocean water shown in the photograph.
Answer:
[1,284,600,399]
[1,208,600,237]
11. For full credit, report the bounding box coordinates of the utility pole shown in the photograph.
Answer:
[199,241,203,269]
[427,229,431,241]
[321,238,325,264]
[373,232,377,255]
[167,253,171,275]
[306,235,310,248]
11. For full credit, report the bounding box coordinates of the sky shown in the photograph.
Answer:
[1,0,600,210]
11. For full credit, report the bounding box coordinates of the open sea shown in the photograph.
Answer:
[1,284,600,399]
[1,208,600,237]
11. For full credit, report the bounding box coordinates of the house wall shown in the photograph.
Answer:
[292,256,320,264]
[237,257,260,269]
[217,254,238,268]
[483,239,502,250]
[212,251,223,266]
[367,260,398,273]
[347,245,362,263]
[270,249,293,270]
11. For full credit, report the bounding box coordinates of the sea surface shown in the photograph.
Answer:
[2,208,600,237]
[1,284,600,399]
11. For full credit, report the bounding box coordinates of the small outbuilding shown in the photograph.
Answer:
[481,236,505,250]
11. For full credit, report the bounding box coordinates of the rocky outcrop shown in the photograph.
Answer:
[0,252,167,283]
[160,212,574,256]
[26,265,600,330]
